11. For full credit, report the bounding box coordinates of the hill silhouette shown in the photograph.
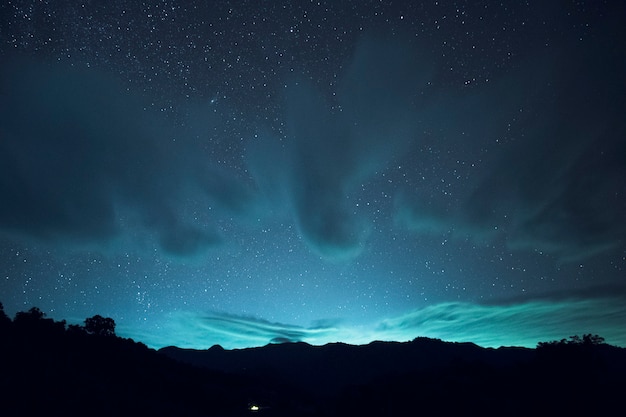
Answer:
[160,338,534,397]
[2,303,625,416]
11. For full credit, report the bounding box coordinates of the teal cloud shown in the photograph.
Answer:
[122,291,626,350]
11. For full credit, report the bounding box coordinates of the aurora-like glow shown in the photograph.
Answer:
[123,293,626,350]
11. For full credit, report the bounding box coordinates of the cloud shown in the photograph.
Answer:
[157,224,222,257]
[394,36,626,262]
[0,60,254,256]
[248,38,431,259]
[132,311,340,349]
[377,292,626,349]
[4,33,623,264]
[249,34,624,262]
[124,288,626,350]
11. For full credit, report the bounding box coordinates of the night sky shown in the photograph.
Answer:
[1,1,625,350]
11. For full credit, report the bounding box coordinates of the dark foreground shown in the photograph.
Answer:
[2,305,625,416]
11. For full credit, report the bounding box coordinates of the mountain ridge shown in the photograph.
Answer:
[159,338,537,396]
[2,304,625,416]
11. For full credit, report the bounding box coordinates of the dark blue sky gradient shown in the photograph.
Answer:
[1,1,624,349]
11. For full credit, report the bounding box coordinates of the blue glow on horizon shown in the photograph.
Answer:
[118,295,626,350]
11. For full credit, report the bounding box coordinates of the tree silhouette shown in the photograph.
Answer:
[84,314,116,337]
[10,306,67,343]
[67,323,87,335]
[0,302,10,328]
[13,306,46,323]
[537,334,606,349]
[581,334,605,346]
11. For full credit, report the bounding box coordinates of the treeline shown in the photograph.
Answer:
[0,302,255,417]
[335,335,626,416]
[2,304,116,338]
[1,302,625,416]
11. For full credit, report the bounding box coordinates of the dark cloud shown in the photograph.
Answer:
[395,33,626,262]
[157,224,222,258]
[249,38,431,259]
[464,64,626,260]
[0,60,253,256]
[201,313,310,343]
[251,34,625,262]
[3,31,623,264]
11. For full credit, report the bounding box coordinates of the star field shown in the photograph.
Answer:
[1,1,625,349]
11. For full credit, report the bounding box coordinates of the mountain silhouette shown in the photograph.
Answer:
[159,338,534,396]
[2,303,625,416]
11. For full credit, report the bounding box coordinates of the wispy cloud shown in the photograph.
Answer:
[246,39,431,260]
[0,61,254,256]
[393,40,626,263]
[122,290,626,350]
